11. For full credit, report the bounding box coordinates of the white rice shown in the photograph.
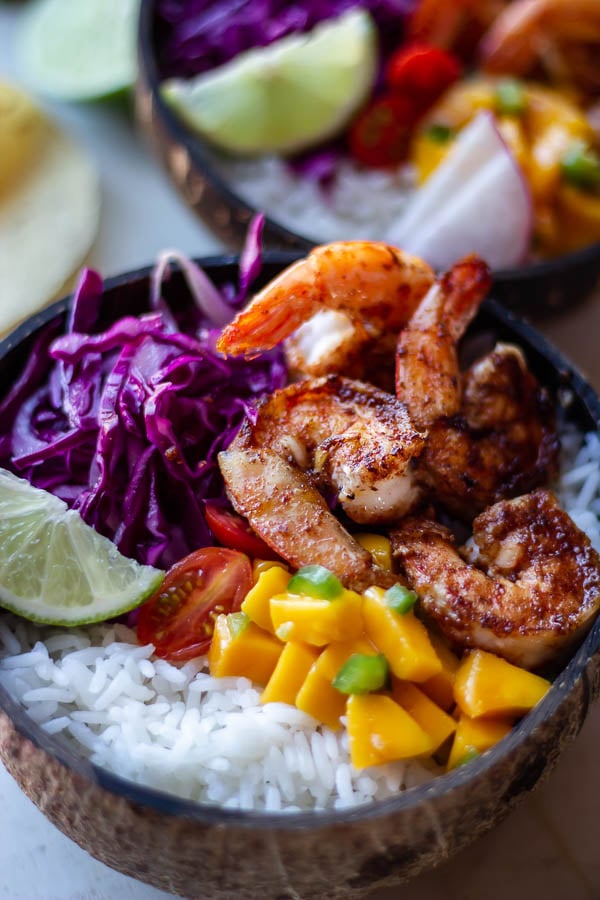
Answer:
[219,155,415,243]
[0,426,599,812]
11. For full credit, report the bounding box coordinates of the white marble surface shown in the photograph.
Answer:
[1,4,600,899]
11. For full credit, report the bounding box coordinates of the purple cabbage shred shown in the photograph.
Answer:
[155,0,418,80]
[0,253,286,570]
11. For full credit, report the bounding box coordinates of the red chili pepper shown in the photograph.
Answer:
[385,43,462,102]
[349,93,419,168]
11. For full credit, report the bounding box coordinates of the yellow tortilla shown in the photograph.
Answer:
[0,81,100,334]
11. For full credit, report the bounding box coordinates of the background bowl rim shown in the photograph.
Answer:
[1,251,599,831]
[137,0,600,284]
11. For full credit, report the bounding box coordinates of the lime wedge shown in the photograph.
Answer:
[19,0,139,101]
[161,8,377,156]
[0,469,163,626]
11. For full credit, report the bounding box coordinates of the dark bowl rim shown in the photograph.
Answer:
[0,251,599,832]
[137,0,600,283]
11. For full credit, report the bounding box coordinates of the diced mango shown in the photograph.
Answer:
[355,533,393,571]
[261,641,320,706]
[294,637,375,729]
[296,662,346,730]
[420,633,461,711]
[392,680,456,751]
[208,613,283,685]
[253,559,287,579]
[412,131,453,184]
[454,650,551,719]
[317,636,378,680]
[346,694,437,769]
[447,713,514,770]
[362,587,441,682]
[242,565,290,632]
[270,589,363,646]
[497,115,529,172]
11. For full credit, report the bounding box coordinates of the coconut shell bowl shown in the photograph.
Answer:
[0,254,600,900]
[135,0,600,318]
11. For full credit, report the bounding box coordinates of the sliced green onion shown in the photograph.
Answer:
[425,123,454,143]
[494,78,526,116]
[385,583,418,615]
[561,140,600,190]
[287,565,344,600]
[332,653,389,694]
[228,611,250,638]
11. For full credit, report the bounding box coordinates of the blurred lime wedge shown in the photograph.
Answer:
[0,469,163,626]
[19,0,139,101]
[161,8,377,155]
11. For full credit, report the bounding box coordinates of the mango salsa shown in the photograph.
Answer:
[420,633,461,711]
[295,637,375,729]
[355,533,393,571]
[261,641,320,706]
[392,680,456,751]
[346,694,437,769]
[208,612,283,685]
[242,564,290,633]
[447,713,514,770]
[414,76,600,256]
[454,649,551,719]
[362,586,441,682]
[270,588,363,646]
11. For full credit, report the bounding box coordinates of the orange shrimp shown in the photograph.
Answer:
[216,242,435,378]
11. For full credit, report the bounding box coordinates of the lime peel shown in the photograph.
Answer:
[161,8,377,156]
[0,469,163,626]
[19,0,139,101]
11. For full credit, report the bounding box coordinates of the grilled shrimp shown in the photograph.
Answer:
[229,375,426,524]
[481,0,600,94]
[219,447,397,593]
[395,255,493,429]
[391,490,600,669]
[219,375,424,590]
[395,258,558,517]
[418,343,560,518]
[216,241,435,381]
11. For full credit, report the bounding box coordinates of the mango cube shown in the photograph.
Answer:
[346,694,437,769]
[270,589,363,646]
[253,559,288,579]
[392,680,456,751]
[454,649,551,719]
[242,565,290,632]
[355,533,393,571]
[261,641,319,706]
[208,613,283,685]
[296,663,346,730]
[420,633,461,711]
[362,587,441,682]
[294,637,374,729]
[447,713,514,770]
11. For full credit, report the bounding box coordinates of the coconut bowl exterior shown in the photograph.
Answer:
[0,255,599,899]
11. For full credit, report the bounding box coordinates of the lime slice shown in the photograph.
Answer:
[161,8,377,156]
[0,469,163,626]
[19,0,139,101]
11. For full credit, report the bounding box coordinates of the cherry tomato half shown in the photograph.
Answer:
[204,502,281,561]
[385,43,462,102]
[137,547,253,661]
[349,93,419,168]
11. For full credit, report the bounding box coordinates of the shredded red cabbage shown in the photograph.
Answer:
[156,0,417,80]
[0,246,286,569]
